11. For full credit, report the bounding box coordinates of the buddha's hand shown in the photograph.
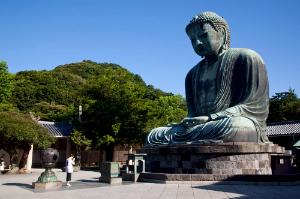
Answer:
[167,122,178,127]
[181,116,210,126]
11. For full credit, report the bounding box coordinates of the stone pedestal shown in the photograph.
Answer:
[32,181,62,190]
[99,162,122,184]
[139,142,284,175]
[32,169,62,190]
[122,173,139,182]
[99,177,122,184]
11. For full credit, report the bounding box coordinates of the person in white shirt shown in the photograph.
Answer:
[0,158,5,171]
[66,154,75,187]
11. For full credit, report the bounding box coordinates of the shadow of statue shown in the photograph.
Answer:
[192,182,299,199]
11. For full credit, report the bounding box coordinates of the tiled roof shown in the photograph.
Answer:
[38,121,73,137]
[266,121,300,136]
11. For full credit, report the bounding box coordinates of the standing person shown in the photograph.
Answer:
[66,154,75,187]
[0,157,5,171]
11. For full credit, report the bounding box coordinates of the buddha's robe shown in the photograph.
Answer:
[146,48,269,145]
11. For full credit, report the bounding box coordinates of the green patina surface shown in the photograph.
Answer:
[99,162,120,178]
[37,169,58,183]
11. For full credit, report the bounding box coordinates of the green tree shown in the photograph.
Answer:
[79,65,187,159]
[79,67,148,159]
[144,95,187,133]
[0,61,14,111]
[0,112,55,171]
[12,70,84,121]
[268,89,300,123]
[70,129,92,167]
[31,101,75,121]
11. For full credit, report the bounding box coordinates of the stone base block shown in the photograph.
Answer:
[99,177,122,184]
[139,142,284,175]
[32,181,62,190]
[99,162,120,178]
[139,172,300,183]
[122,173,140,182]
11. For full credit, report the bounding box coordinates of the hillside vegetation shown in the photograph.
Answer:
[7,60,187,147]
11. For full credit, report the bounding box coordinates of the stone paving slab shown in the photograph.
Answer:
[0,169,300,199]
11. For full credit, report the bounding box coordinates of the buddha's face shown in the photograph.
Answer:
[187,23,225,57]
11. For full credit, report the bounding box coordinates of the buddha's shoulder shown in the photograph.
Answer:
[186,61,202,77]
[226,48,264,61]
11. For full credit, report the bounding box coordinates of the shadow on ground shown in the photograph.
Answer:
[3,180,135,193]
[2,181,110,193]
[76,179,99,183]
[192,182,300,199]
[2,182,32,189]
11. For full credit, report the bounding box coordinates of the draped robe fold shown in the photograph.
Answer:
[146,48,269,145]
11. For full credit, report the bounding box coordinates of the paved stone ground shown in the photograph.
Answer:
[0,169,300,199]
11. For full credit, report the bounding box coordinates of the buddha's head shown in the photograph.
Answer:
[186,12,230,58]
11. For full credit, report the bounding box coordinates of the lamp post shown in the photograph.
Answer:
[79,105,82,123]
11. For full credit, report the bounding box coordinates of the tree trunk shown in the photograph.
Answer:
[4,147,19,174]
[104,144,114,161]
[77,147,81,167]
[18,144,31,171]
[7,150,14,168]
[6,148,18,168]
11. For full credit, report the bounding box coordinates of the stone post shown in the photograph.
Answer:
[25,144,33,172]
[99,162,122,184]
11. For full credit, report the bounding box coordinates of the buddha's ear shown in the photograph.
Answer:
[220,27,228,50]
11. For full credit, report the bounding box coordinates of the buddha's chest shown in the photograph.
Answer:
[195,62,219,93]
[193,61,220,112]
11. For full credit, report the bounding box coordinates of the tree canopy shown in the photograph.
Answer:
[0,61,15,111]
[76,62,187,146]
[267,88,300,123]
[12,70,83,120]
[8,60,187,148]
[0,112,55,168]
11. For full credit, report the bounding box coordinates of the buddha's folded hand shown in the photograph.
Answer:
[180,116,210,126]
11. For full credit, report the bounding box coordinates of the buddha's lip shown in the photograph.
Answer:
[195,46,204,54]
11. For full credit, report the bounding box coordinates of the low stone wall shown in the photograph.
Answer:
[139,142,285,175]
[139,172,300,183]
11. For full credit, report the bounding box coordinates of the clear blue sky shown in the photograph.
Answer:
[1,0,299,97]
